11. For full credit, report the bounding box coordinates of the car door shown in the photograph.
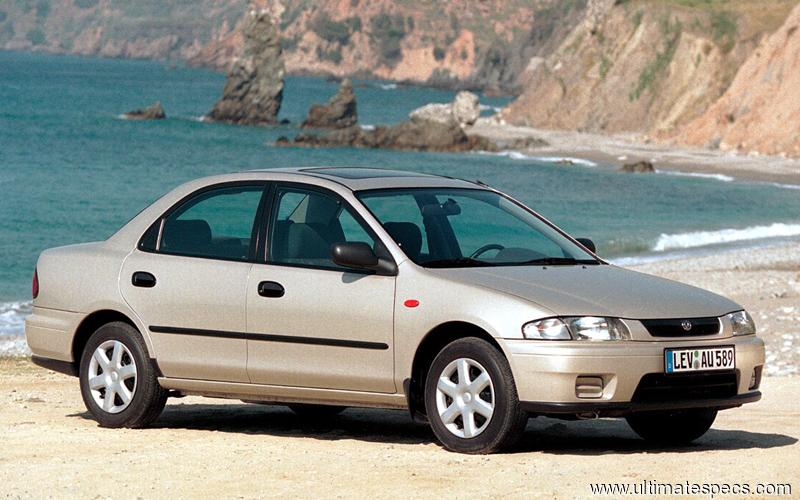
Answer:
[246,184,396,393]
[120,182,268,383]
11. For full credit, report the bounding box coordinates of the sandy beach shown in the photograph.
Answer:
[470,121,800,186]
[1,242,798,497]
[0,361,797,498]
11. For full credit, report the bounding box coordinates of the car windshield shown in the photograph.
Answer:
[357,188,599,268]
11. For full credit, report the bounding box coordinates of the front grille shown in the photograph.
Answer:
[640,317,720,337]
[632,372,738,403]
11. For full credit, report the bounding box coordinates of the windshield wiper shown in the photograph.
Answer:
[520,257,600,266]
[423,257,495,268]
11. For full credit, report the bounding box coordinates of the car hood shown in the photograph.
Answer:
[430,264,741,319]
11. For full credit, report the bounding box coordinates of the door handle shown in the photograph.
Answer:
[132,271,157,288]
[258,281,285,298]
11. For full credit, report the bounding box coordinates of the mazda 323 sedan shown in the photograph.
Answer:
[26,167,765,453]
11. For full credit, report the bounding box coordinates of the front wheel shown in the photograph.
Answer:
[424,337,528,454]
[626,408,717,445]
[79,321,168,428]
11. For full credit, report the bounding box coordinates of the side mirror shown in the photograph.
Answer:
[575,238,596,253]
[331,242,398,276]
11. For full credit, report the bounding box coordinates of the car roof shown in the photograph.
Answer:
[246,166,482,191]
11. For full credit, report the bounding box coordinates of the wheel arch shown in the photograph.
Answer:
[72,309,143,366]
[405,321,507,420]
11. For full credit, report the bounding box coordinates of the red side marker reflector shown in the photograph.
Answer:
[404,299,420,308]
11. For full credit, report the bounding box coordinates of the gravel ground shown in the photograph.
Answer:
[631,242,800,376]
[0,359,797,498]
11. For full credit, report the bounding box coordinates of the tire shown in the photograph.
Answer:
[626,408,717,445]
[424,337,528,454]
[79,321,168,428]
[288,403,346,417]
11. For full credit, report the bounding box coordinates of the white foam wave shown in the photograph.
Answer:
[0,300,31,337]
[0,337,30,357]
[654,223,800,252]
[379,83,397,90]
[489,151,598,167]
[478,104,502,113]
[655,169,735,182]
[766,182,800,191]
[0,301,31,357]
[360,124,375,131]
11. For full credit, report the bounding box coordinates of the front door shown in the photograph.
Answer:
[246,185,396,393]
[120,183,267,383]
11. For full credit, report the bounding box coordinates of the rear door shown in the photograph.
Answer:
[246,184,396,393]
[120,182,268,383]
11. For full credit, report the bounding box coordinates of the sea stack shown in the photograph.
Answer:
[206,9,284,125]
[301,79,358,129]
[123,102,166,120]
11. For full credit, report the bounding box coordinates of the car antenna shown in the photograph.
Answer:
[474,179,490,187]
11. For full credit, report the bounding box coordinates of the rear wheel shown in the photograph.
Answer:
[424,337,527,454]
[288,403,346,417]
[79,322,167,428]
[626,408,717,444]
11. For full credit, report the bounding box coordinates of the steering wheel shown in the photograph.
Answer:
[470,244,505,259]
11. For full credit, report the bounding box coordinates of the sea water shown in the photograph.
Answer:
[1,51,799,353]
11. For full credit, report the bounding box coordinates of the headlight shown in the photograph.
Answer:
[522,318,571,340]
[727,310,756,336]
[522,316,630,341]
[564,316,630,341]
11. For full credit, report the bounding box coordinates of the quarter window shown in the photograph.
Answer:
[157,185,265,261]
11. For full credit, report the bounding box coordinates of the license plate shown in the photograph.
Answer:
[665,346,735,373]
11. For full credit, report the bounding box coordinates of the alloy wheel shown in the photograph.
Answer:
[435,357,495,438]
[86,340,137,414]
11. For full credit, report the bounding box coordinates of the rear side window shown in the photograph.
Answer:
[149,185,265,261]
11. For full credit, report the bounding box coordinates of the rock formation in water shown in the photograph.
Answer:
[409,91,480,127]
[279,120,495,153]
[123,102,166,120]
[618,161,655,173]
[206,9,284,125]
[301,79,357,129]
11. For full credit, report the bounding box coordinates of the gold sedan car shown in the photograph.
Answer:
[27,168,764,453]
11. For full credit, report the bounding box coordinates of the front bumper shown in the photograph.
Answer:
[504,335,765,416]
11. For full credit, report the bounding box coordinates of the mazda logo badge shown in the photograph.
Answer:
[681,320,692,331]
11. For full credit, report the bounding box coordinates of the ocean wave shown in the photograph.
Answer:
[0,300,31,337]
[0,301,31,357]
[378,83,397,90]
[478,104,502,114]
[653,223,800,252]
[0,337,30,357]
[485,151,598,167]
[766,182,800,191]
[655,169,735,182]
[360,124,375,131]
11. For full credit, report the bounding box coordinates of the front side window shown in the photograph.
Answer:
[268,187,381,270]
[358,188,598,267]
[157,185,265,260]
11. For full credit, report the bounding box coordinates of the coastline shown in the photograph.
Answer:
[469,122,800,186]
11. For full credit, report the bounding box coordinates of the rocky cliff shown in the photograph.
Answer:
[501,0,798,135]
[1,1,585,93]
[191,0,587,93]
[672,3,800,157]
[0,0,246,62]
